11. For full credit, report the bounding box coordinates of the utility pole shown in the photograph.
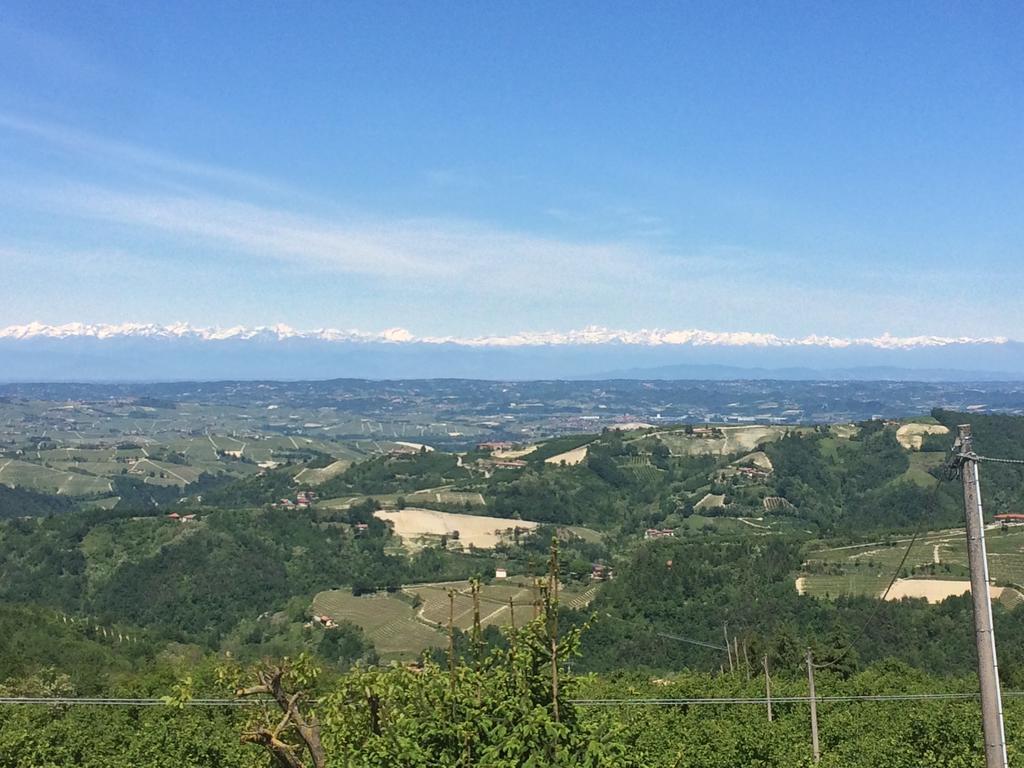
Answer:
[806,649,820,764]
[447,589,456,718]
[956,424,1009,768]
[763,655,773,723]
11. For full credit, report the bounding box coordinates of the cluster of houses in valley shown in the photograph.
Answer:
[278,490,317,509]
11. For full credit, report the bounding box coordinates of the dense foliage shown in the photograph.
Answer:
[5,610,1024,767]
[0,505,487,647]
[933,409,1024,514]
[0,483,75,518]
[763,427,963,534]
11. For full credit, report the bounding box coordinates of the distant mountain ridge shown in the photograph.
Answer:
[0,322,1011,349]
[1,322,1022,381]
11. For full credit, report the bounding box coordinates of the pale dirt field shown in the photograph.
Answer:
[375,508,538,549]
[656,425,792,458]
[733,450,774,470]
[721,426,786,453]
[393,441,434,452]
[695,492,727,510]
[493,446,538,459]
[885,578,1004,603]
[545,445,589,465]
[293,459,350,485]
[795,576,807,595]
[896,423,949,450]
[831,424,860,439]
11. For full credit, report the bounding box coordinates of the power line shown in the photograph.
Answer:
[572,692,994,706]
[968,453,1024,467]
[0,697,269,707]
[656,631,728,652]
[598,613,726,655]
[5,691,1024,707]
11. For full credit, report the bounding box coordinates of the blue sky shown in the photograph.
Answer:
[1,2,1022,338]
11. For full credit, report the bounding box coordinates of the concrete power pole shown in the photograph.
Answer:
[957,424,1009,768]
[806,648,820,764]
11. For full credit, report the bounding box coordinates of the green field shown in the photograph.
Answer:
[311,590,445,659]
[800,525,1024,598]
[0,458,112,495]
[313,578,600,660]
[670,513,798,536]
[888,451,945,489]
[406,489,486,507]
[293,459,352,485]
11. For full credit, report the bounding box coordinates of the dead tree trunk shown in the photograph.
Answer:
[236,665,327,768]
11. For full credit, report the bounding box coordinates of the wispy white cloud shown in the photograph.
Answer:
[0,243,157,276]
[3,113,1008,338]
[11,174,977,339]
[0,113,682,289]
[0,113,284,193]
[25,182,689,293]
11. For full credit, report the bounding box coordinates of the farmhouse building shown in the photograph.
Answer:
[478,441,514,452]
[644,528,675,540]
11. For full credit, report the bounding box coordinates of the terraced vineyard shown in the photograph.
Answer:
[410,580,537,629]
[311,590,444,659]
[313,578,600,660]
[625,455,663,483]
[800,525,1024,599]
[0,458,113,495]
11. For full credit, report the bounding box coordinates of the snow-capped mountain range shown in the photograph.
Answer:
[1,322,1022,381]
[0,322,1011,350]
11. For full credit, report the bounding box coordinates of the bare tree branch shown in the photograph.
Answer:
[236,663,327,768]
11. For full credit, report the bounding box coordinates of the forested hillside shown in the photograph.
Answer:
[0,484,75,519]
[2,411,1024,765]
